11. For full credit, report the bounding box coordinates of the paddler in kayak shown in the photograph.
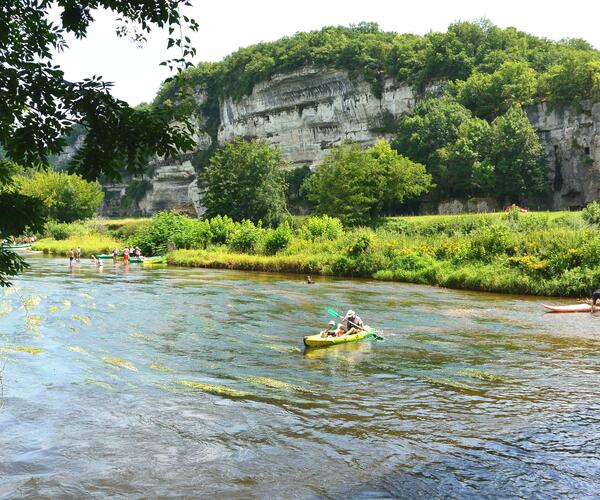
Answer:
[591,288,600,312]
[320,320,338,338]
[343,310,364,335]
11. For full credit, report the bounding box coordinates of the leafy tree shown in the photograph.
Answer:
[305,140,431,226]
[199,139,288,226]
[488,106,547,202]
[540,52,600,103]
[436,118,494,197]
[393,96,473,192]
[0,0,199,284]
[455,61,539,118]
[0,161,45,286]
[17,170,104,222]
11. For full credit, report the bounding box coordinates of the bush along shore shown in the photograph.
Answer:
[31,207,600,297]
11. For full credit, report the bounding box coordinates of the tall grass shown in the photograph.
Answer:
[33,235,120,256]
[35,210,600,297]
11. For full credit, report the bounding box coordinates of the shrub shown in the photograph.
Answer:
[130,212,191,255]
[298,215,343,241]
[45,220,88,240]
[263,222,292,255]
[582,201,600,226]
[208,215,236,245]
[467,224,513,261]
[345,229,374,256]
[229,220,263,253]
[17,170,104,223]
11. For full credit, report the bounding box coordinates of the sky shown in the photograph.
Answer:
[52,0,600,105]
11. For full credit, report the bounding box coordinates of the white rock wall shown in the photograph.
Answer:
[526,101,600,209]
[218,67,416,167]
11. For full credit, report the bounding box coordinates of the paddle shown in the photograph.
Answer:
[326,308,384,340]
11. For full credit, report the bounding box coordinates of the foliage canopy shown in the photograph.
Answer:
[199,139,289,226]
[305,140,432,226]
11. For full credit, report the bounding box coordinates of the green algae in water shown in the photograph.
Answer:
[0,345,44,355]
[85,378,113,391]
[176,380,251,398]
[71,314,91,326]
[48,305,60,314]
[26,315,43,328]
[103,357,138,372]
[458,368,506,383]
[22,295,42,308]
[150,362,173,372]
[423,376,483,393]
[65,345,90,356]
[244,376,306,392]
[0,302,12,317]
[130,332,154,342]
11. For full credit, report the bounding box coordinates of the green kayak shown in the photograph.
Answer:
[127,257,144,263]
[97,254,115,259]
[1,243,32,249]
[142,255,167,266]
[303,325,376,348]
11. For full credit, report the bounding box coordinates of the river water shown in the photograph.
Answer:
[1,256,599,498]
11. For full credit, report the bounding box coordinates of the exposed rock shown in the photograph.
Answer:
[137,161,199,216]
[526,101,600,210]
[94,67,599,216]
[218,67,415,167]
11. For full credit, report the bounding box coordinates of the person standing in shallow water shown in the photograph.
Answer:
[69,249,75,267]
[591,288,600,312]
[76,246,81,262]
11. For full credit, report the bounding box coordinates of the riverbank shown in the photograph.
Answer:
[31,210,600,297]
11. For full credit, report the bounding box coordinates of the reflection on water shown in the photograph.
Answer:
[1,256,599,497]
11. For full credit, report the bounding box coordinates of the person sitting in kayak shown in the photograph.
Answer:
[321,320,338,338]
[343,310,364,335]
[592,288,600,312]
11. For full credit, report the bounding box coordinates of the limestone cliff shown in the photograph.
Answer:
[100,67,599,216]
[526,101,600,210]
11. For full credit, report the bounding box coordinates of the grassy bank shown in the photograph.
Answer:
[33,235,121,256]
[31,210,600,297]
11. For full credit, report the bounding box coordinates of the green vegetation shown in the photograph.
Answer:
[0,0,199,285]
[156,20,600,108]
[199,139,288,226]
[393,98,546,201]
[34,209,600,297]
[17,170,104,223]
[305,141,432,225]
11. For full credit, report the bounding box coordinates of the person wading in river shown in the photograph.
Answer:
[591,288,600,312]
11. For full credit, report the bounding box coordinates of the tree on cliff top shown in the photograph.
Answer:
[0,0,198,284]
[199,139,289,227]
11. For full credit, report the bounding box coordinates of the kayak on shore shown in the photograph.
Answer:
[303,325,377,348]
[543,304,593,313]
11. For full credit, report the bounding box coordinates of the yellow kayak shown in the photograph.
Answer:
[303,325,376,348]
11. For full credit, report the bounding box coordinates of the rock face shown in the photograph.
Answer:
[526,101,600,210]
[99,67,600,216]
[218,67,415,167]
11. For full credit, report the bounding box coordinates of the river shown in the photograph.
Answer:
[0,256,599,498]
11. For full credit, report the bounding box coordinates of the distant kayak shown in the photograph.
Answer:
[303,325,377,348]
[543,304,592,313]
[1,243,32,249]
[142,256,167,266]
[128,257,144,263]
[97,254,115,259]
